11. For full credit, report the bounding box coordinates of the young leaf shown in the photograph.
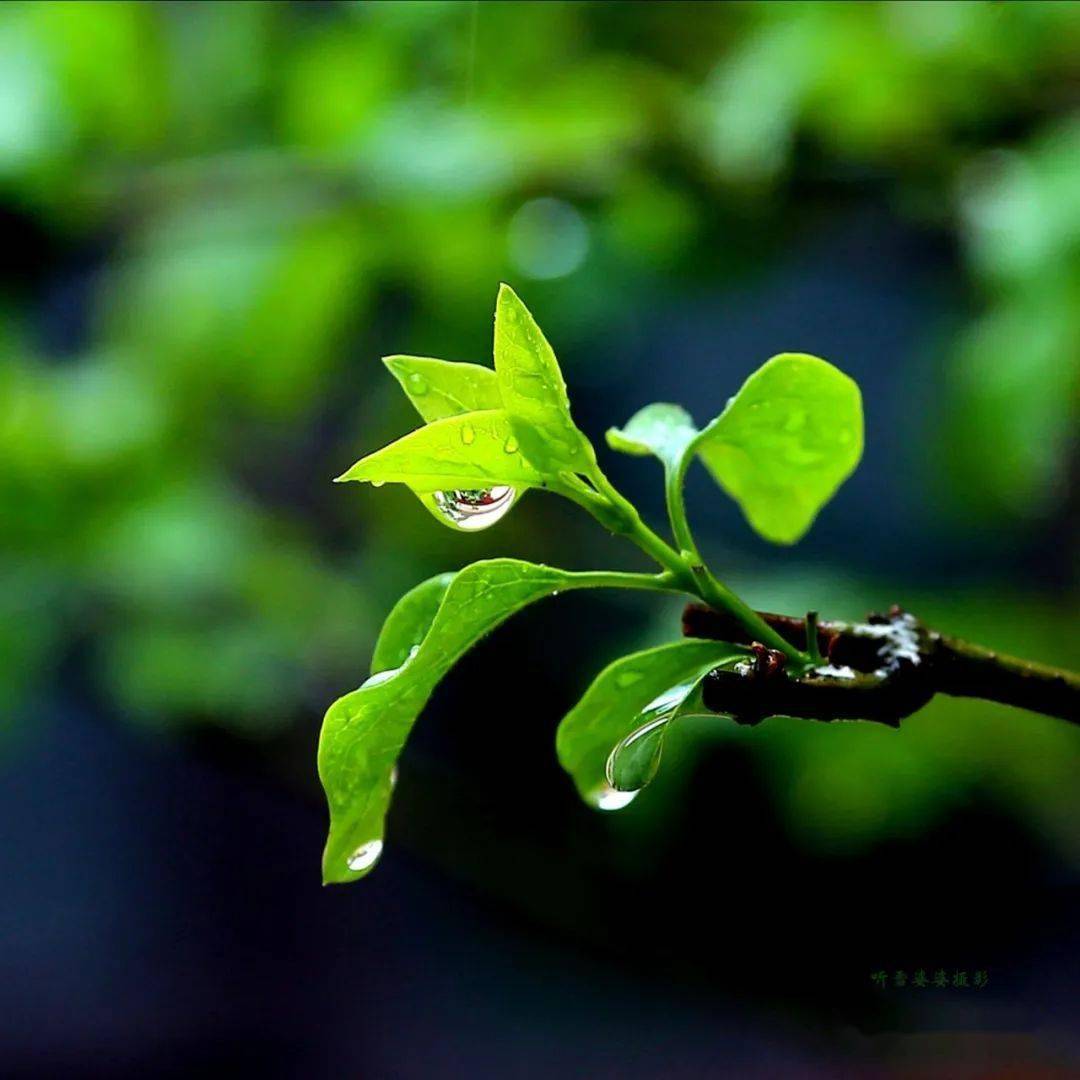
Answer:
[383,355,502,423]
[319,558,662,883]
[555,640,746,806]
[370,571,455,674]
[335,409,546,492]
[493,284,592,471]
[606,403,699,469]
[695,353,863,544]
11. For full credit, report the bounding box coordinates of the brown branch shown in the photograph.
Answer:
[682,603,1080,727]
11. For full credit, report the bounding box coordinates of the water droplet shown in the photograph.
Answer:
[362,667,399,688]
[504,436,519,454]
[389,766,399,789]
[431,486,516,531]
[590,783,639,812]
[604,682,696,792]
[641,684,693,714]
[346,839,383,873]
[461,424,475,445]
[371,479,386,488]
[605,714,669,791]
[615,670,643,689]
[407,372,428,395]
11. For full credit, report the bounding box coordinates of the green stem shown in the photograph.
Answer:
[573,468,808,666]
[570,570,684,594]
[666,451,700,562]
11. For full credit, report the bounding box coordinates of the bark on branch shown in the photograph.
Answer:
[681,604,1080,727]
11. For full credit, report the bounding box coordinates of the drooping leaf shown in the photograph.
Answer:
[606,402,699,469]
[319,558,659,883]
[335,409,546,492]
[695,353,863,544]
[493,283,592,471]
[383,355,503,423]
[370,571,455,675]
[555,640,745,806]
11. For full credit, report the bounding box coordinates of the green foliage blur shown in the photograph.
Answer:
[2,2,1078,861]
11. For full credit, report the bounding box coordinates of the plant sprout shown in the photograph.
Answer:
[318,285,1080,884]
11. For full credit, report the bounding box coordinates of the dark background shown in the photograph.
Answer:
[2,2,1079,1076]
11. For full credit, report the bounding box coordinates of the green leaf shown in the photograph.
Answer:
[319,558,656,883]
[695,353,863,545]
[493,283,592,471]
[606,403,699,469]
[335,409,546,492]
[383,355,503,423]
[370,571,455,675]
[555,640,745,806]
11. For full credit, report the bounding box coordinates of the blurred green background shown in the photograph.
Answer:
[2,1,1080,1073]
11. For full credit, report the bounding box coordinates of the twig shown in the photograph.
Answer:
[682,604,1080,726]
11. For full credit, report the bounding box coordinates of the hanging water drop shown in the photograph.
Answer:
[590,783,639,811]
[605,713,670,792]
[461,424,476,445]
[371,479,386,488]
[362,667,400,688]
[605,682,695,792]
[431,486,516,531]
[346,839,384,873]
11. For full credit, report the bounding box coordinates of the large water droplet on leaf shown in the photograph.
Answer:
[431,486,516,531]
[590,783,639,811]
[408,372,429,395]
[605,714,669,792]
[461,424,475,445]
[605,682,695,792]
[347,839,383,873]
[362,667,400,688]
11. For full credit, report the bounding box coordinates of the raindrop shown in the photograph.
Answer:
[605,713,669,792]
[371,480,386,488]
[590,783,639,812]
[346,839,383,873]
[431,486,516,531]
[461,424,476,445]
[362,667,400,688]
[407,372,429,395]
[504,436,519,454]
[615,670,643,689]
[605,682,695,792]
